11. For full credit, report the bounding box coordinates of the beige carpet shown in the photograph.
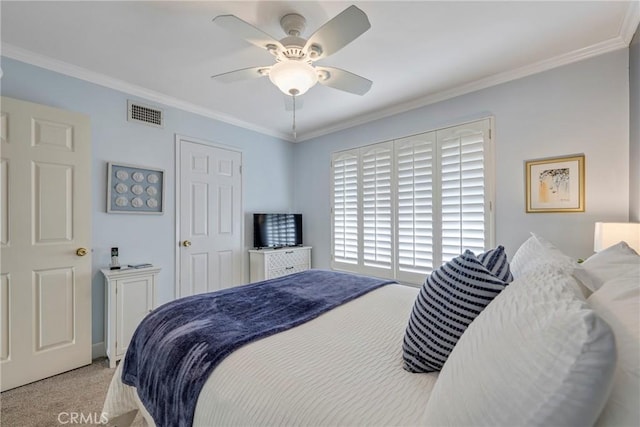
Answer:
[1,358,142,427]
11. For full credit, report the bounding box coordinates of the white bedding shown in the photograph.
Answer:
[104,284,438,426]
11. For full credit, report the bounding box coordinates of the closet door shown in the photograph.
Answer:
[177,137,243,297]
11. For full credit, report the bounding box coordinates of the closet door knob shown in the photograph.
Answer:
[182,240,192,247]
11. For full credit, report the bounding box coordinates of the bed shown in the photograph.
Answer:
[104,270,437,426]
[103,234,640,427]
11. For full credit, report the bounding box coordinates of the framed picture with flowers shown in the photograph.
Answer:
[525,154,584,213]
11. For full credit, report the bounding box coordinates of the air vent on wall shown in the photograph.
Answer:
[127,100,164,128]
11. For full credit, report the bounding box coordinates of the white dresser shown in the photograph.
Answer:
[249,246,312,282]
[101,266,161,368]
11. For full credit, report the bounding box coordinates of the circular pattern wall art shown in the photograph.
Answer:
[107,162,164,214]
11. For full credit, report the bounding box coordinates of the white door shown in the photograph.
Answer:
[177,136,243,297]
[0,97,92,391]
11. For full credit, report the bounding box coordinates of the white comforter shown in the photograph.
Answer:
[104,284,438,426]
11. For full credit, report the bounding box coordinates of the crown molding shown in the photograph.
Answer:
[1,43,294,142]
[620,0,640,45]
[296,1,640,142]
[297,31,632,142]
[2,0,637,145]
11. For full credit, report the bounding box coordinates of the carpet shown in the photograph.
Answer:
[1,358,143,427]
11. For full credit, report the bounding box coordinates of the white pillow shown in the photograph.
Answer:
[588,271,640,427]
[423,269,616,427]
[574,241,640,292]
[511,232,579,278]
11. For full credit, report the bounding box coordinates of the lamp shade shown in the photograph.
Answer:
[269,60,318,96]
[594,222,640,253]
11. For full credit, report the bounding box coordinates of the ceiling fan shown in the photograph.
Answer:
[211,5,373,98]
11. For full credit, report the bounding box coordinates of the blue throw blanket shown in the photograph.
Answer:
[121,269,394,427]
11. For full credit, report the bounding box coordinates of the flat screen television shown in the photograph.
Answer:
[253,213,303,249]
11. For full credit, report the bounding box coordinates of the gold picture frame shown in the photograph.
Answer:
[525,155,585,213]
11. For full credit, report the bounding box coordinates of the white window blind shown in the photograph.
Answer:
[330,118,493,285]
[361,143,393,276]
[331,150,359,266]
[395,133,436,284]
[439,125,487,263]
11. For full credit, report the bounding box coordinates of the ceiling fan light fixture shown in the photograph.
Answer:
[269,60,318,96]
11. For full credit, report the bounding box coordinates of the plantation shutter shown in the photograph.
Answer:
[331,150,359,267]
[330,118,493,285]
[438,121,489,263]
[395,132,436,284]
[361,142,394,278]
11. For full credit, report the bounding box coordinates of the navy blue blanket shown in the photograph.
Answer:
[121,269,394,427]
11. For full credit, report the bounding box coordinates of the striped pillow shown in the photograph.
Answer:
[478,245,513,283]
[403,250,509,373]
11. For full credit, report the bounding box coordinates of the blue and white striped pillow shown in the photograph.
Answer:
[478,245,513,283]
[403,249,509,373]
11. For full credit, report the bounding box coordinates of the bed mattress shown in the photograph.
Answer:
[104,283,438,426]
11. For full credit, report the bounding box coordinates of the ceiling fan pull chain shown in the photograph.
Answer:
[292,92,297,141]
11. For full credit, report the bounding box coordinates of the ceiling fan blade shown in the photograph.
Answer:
[316,67,372,95]
[211,66,270,83]
[213,15,284,52]
[304,5,371,60]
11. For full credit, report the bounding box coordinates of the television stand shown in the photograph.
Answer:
[249,246,312,282]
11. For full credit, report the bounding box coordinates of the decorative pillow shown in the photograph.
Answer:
[478,245,513,283]
[511,232,579,278]
[588,270,640,427]
[402,250,508,373]
[423,269,616,427]
[574,241,640,292]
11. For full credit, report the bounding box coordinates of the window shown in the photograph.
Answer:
[332,150,359,265]
[330,119,494,285]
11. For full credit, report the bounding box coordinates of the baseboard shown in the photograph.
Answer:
[92,342,106,360]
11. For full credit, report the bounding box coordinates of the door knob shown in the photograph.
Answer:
[76,247,88,256]
[182,240,192,247]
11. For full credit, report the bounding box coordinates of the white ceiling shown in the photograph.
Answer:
[1,1,638,142]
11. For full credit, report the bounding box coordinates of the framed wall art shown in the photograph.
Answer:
[107,162,165,214]
[525,154,585,213]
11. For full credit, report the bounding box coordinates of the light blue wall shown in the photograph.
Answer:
[630,25,639,222]
[1,46,634,351]
[293,49,630,266]
[0,57,295,351]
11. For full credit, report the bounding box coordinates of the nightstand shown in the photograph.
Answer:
[101,266,161,368]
